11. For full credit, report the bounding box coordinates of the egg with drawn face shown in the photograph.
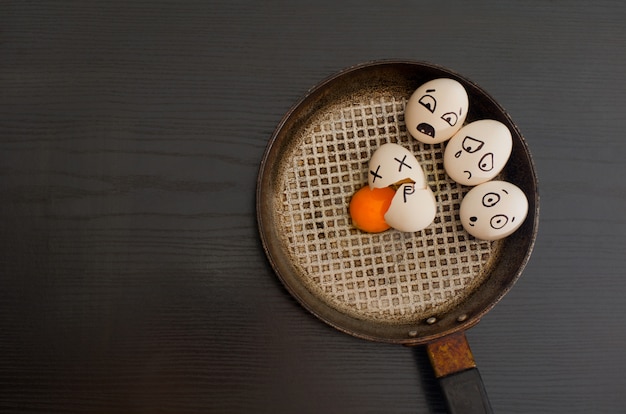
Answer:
[443,119,513,186]
[368,143,426,189]
[359,143,436,233]
[460,180,528,241]
[405,78,469,144]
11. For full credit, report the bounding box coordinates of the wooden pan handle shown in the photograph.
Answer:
[426,332,494,414]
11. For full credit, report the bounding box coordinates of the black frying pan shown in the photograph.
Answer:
[257,60,539,413]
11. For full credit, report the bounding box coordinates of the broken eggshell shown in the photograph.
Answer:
[443,119,513,186]
[384,183,437,232]
[366,143,435,232]
[460,180,528,240]
[405,78,469,144]
[368,143,426,189]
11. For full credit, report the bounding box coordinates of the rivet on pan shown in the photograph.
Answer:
[457,314,468,322]
[426,317,437,325]
[408,330,418,337]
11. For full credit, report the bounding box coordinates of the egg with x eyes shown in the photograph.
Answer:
[349,143,436,233]
[367,143,426,189]
[459,180,528,240]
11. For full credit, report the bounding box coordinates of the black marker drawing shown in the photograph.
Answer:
[482,192,500,207]
[455,136,485,158]
[370,165,382,182]
[394,155,413,172]
[490,214,509,229]
[403,184,415,203]
[418,89,437,113]
[441,111,458,127]
[417,122,435,138]
[478,153,494,172]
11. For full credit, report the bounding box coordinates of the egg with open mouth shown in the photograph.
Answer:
[405,78,469,144]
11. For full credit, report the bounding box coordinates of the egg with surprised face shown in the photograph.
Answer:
[405,78,469,144]
[460,180,528,241]
[443,119,513,186]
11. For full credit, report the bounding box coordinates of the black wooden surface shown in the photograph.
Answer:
[1,1,625,413]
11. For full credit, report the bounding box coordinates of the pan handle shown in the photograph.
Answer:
[426,332,494,414]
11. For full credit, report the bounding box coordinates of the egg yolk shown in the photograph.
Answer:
[349,186,395,233]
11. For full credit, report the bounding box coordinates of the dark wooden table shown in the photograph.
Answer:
[2,1,625,413]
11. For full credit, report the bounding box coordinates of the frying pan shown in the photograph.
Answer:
[256,60,539,413]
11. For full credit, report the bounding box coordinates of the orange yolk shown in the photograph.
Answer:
[349,186,395,233]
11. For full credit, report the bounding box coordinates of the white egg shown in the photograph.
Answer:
[368,143,426,189]
[384,183,437,232]
[405,78,469,144]
[443,119,513,186]
[459,180,528,240]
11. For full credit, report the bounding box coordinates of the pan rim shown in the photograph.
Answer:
[257,59,539,345]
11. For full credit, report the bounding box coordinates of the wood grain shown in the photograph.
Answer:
[1,1,626,413]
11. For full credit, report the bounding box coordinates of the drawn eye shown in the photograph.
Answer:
[418,95,436,113]
[482,192,500,207]
[490,214,509,229]
[441,112,458,127]
[461,136,485,153]
[478,153,494,171]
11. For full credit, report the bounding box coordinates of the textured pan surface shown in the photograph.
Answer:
[257,61,538,344]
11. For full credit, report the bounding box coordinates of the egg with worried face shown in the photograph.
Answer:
[405,78,469,144]
[460,180,528,240]
[443,119,513,186]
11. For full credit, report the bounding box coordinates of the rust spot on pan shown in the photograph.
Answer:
[426,332,476,378]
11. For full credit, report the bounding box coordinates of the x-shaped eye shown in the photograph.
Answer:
[370,165,382,182]
[394,155,413,172]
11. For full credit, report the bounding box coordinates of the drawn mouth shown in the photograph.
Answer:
[417,123,435,138]
[464,170,472,179]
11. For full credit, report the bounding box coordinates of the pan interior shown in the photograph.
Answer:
[271,87,503,326]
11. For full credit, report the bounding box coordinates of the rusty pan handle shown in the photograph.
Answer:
[426,332,494,414]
